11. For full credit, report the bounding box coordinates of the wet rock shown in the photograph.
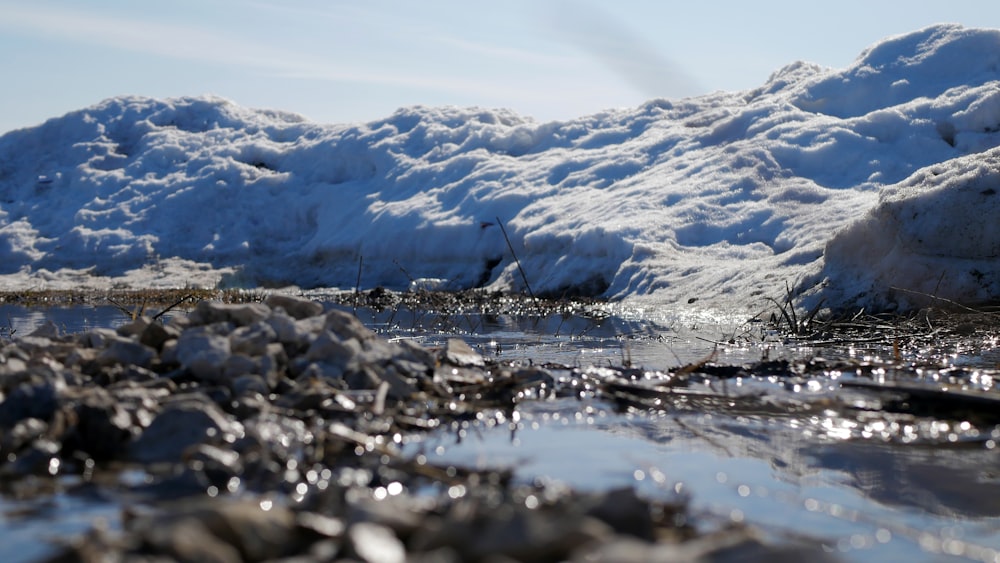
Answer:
[29,320,60,339]
[347,522,406,563]
[265,310,301,345]
[347,493,428,537]
[306,331,361,372]
[138,512,244,563]
[357,337,402,365]
[585,526,841,563]
[97,339,157,369]
[141,319,180,351]
[0,351,28,375]
[229,321,277,357]
[175,329,232,382]
[202,385,235,408]
[274,377,350,413]
[66,389,135,461]
[159,338,180,368]
[266,294,325,320]
[15,335,54,353]
[325,309,375,342]
[228,393,269,420]
[273,314,327,356]
[129,401,240,464]
[443,338,486,368]
[43,518,124,562]
[62,346,100,372]
[344,364,384,392]
[703,536,843,563]
[116,316,152,338]
[109,363,163,385]
[230,373,269,398]
[0,374,63,428]
[569,537,660,563]
[81,328,121,349]
[187,443,244,488]
[2,438,61,476]
[292,360,350,383]
[395,338,438,368]
[223,353,259,379]
[296,510,346,539]
[378,365,419,400]
[392,357,433,384]
[412,500,612,562]
[583,487,656,541]
[189,300,271,327]
[0,417,47,457]
[435,364,489,387]
[258,342,287,387]
[182,499,300,560]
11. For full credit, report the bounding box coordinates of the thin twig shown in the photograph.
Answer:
[107,297,137,320]
[356,255,364,296]
[889,286,989,315]
[394,259,415,285]
[152,294,196,321]
[932,271,946,298]
[802,297,826,330]
[496,216,536,300]
[765,296,796,334]
[785,281,798,329]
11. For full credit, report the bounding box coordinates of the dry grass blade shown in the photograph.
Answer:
[763,281,825,336]
[107,297,144,321]
[802,297,825,329]
[496,216,536,301]
[785,281,799,328]
[765,296,797,334]
[673,346,719,378]
[152,293,198,321]
[889,285,996,315]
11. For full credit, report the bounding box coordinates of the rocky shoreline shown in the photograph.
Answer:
[0,294,842,562]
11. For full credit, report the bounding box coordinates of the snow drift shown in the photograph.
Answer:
[3,24,1000,312]
[823,146,1000,310]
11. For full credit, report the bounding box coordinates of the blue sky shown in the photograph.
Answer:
[3,1,1000,133]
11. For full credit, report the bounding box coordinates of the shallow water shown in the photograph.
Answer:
[1,481,121,563]
[0,301,776,369]
[2,301,999,562]
[0,303,183,339]
[408,397,1000,561]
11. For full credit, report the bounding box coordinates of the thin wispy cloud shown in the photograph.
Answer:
[0,1,651,127]
[0,4,530,98]
[430,35,581,68]
[2,5,272,69]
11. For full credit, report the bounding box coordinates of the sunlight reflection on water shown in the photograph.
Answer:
[407,398,1000,562]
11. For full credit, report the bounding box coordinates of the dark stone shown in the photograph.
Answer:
[129,402,239,464]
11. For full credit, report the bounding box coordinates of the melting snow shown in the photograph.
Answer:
[3,24,1000,313]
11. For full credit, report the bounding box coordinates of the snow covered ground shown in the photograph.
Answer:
[2,23,1000,314]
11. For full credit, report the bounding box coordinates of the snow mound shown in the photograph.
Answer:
[3,25,1000,313]
[822,146,1000,310]
[793,24,1000,119]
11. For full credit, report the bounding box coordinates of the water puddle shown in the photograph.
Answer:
[407,396,1000,561]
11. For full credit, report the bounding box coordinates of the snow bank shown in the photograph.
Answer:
[3,24,1000,312]
[822,146,1000,310]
